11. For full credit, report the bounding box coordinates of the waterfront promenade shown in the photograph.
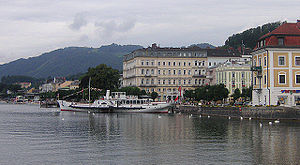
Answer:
[175,105,300,120]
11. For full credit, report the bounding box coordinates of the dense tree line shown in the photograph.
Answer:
[1,75,45,88]
[184,84,229,102]
[184,84,252,104]
[0,83,22,98]
[80,64,121,91]
[225,21,285,49]
[231,87,252,101]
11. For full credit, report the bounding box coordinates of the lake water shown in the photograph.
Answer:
[0,104,300,165]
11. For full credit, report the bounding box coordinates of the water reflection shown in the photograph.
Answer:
[0,104,300,164]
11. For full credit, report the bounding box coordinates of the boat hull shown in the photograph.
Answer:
[58,100,172,113]
[112,104,171,113]
[57,100,112,113]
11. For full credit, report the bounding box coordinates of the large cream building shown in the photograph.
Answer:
[252,21,300,106]
[123,44,240,101]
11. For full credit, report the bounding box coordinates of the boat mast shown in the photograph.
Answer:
[89,77,91,104]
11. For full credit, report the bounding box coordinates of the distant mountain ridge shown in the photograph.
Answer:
[0,44,143,79]
[189,43,216,49]
[0,42,217,79]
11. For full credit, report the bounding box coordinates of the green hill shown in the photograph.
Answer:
[0,44,143,79]
[225,21,285,49]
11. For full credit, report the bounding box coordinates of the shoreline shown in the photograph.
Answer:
[174,105,300,120]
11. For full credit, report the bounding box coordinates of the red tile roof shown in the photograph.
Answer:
[259,22,300,40]
[255,21,300,49]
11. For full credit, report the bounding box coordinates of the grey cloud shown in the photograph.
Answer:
[69,12,88,31]
[95,19,136,38]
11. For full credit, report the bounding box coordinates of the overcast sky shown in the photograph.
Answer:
[0,0,299,64]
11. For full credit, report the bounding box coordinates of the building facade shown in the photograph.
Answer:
[252,21,300,106]
[215,61,252,95]
[123,44,240,101]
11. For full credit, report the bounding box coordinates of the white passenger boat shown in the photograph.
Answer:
[57,90,172,113]
[110,91,171,113]
[57,99,115,112]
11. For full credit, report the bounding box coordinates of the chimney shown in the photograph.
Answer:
[297,20,300,29]
[152,43,157,49]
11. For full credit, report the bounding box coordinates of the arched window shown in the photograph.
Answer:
[278,71,286,84]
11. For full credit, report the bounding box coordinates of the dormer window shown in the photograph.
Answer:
[278,37,284,46]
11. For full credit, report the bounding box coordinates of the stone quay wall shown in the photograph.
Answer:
[175,105,300,120]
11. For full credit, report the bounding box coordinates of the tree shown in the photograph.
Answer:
[151,92,158,100]
[232,88,241,101]
[184,90,194,100]
[213,84,229,101]
[140,90,147,96]
[192,84,229,103]
[241,86,252,100]
[80,64,120,91]
[119,87,142,96]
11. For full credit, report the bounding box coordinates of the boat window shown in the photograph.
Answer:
[137,100,140,104]
[133,100,136,104]
[126,100,129,104]
[101,102,107,105]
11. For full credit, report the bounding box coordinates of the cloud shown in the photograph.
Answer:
[0,0,299,64]
[69,12,88,31]
[95,19,136,38]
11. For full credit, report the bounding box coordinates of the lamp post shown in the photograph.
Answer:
[290,90,293,106]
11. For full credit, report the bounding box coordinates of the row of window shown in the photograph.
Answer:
[277,56,300,66]
[140,69,206,75]
[144,88,187,93]
[141,78,205,85]
[254,74,300,85]
[140,60,206,67]
[254,56,300,67]
[138,52,205,57]
[216,80,246,86]
[208,62,222,66]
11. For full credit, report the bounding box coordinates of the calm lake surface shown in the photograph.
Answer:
[0,104,300,165]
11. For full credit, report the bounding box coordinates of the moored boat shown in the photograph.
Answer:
[57,90,173,113]
[57,99,115,112]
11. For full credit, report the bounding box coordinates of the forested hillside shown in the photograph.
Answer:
[0,44,143,79]
[225,21,285,49]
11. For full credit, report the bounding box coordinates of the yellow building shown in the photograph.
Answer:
[215,61,252,95]
[252,21,300,106]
